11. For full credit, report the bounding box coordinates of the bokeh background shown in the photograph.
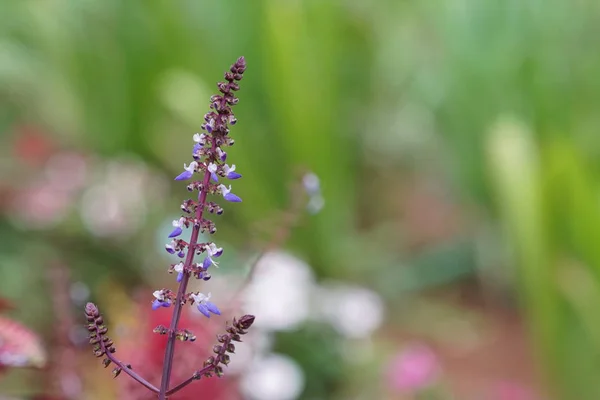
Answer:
[1,1,600,399]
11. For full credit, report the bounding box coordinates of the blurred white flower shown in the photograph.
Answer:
[315,282,385,339]
[243,251,315,331]
[80,157,166,237]
[241,353,305,400]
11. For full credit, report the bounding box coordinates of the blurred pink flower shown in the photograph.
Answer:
[387,343,439,393]
[494,381,536,400]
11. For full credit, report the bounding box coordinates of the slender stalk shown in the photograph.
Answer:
[165,365,214,396]
[166,332,234,396]
[104,352,160,394]
[86,302,159,394]
[158,146,214,399]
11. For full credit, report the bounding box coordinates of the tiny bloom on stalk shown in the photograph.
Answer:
[216,148,227,162]
[168,217,186,238]
[152,290,171,310]
[193,133,207,145]
[208,163,219,182]
[219,184,241,203]
[174,161,198,181]
[173,262,184,282]
[165,239,177,254]
[191,292,221,318]
[202,242,223,269]
[223,164,241,180]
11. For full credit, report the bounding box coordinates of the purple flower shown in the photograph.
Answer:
[193,133,207,145]
[192,143,202,159]
[168,217,186,238]
[202,243,223,269]
[208,163,219,182]
[152,290,171,310]
[223,164,241,180]
[219,184,242,203]
[216,148,227,162]
[174,162,198,181]
[165,239,177,254]
[204,119,215,133]
[173,262,184,282]
[191,292,221,318]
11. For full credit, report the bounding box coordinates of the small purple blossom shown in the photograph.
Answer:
[168,217,186,238]
[191,292,221,318]
[219,184,242,202]
[165,239,177,254]
[223,164,241,180]
[193,133,207,145]
[173,262,184,282]
[192,143,202,159]
[174,161,199,181]
[204,119,215,133]
[202,243,223,269]
[216,148,227,162]
[152,290,171,310]
[208,163,219,182]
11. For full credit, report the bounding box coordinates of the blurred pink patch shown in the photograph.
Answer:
[494,381,536,400]
[0,315,46,370]
[387,343,439,393]
[12,125,54,166]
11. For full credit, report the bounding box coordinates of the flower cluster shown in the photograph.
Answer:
[159,56,247,318]
[84,57,255,400]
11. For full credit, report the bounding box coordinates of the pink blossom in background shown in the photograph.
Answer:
[387,343,439,393]
[493,381,537,400]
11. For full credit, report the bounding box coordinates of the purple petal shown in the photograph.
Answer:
[205,301,221,315]
[177,251,186,258]
[203,256,212,269]
[205,123,213,133]
[224,192,242,202]
[165,247,176,254]
[197,304,211,318]
[168,226,183,238]
[213,248,223,258]
[211,172,219,182]
[220,151,227,162]
[161,301,171,308]
[227,172,242,180]
[192,144,202,158]
[152,299,162,310]
[175,170,193,181]
[176,272,184,282]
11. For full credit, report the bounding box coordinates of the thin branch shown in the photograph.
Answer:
[159,155,213,398]
[104,352,160,394]
[165,365,214,396]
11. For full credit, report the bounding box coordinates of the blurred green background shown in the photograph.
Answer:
[1,0,600,399]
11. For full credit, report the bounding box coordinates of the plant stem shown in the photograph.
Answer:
[104,352,160,394]
[165,365,214,396]
[158,156,213,399]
